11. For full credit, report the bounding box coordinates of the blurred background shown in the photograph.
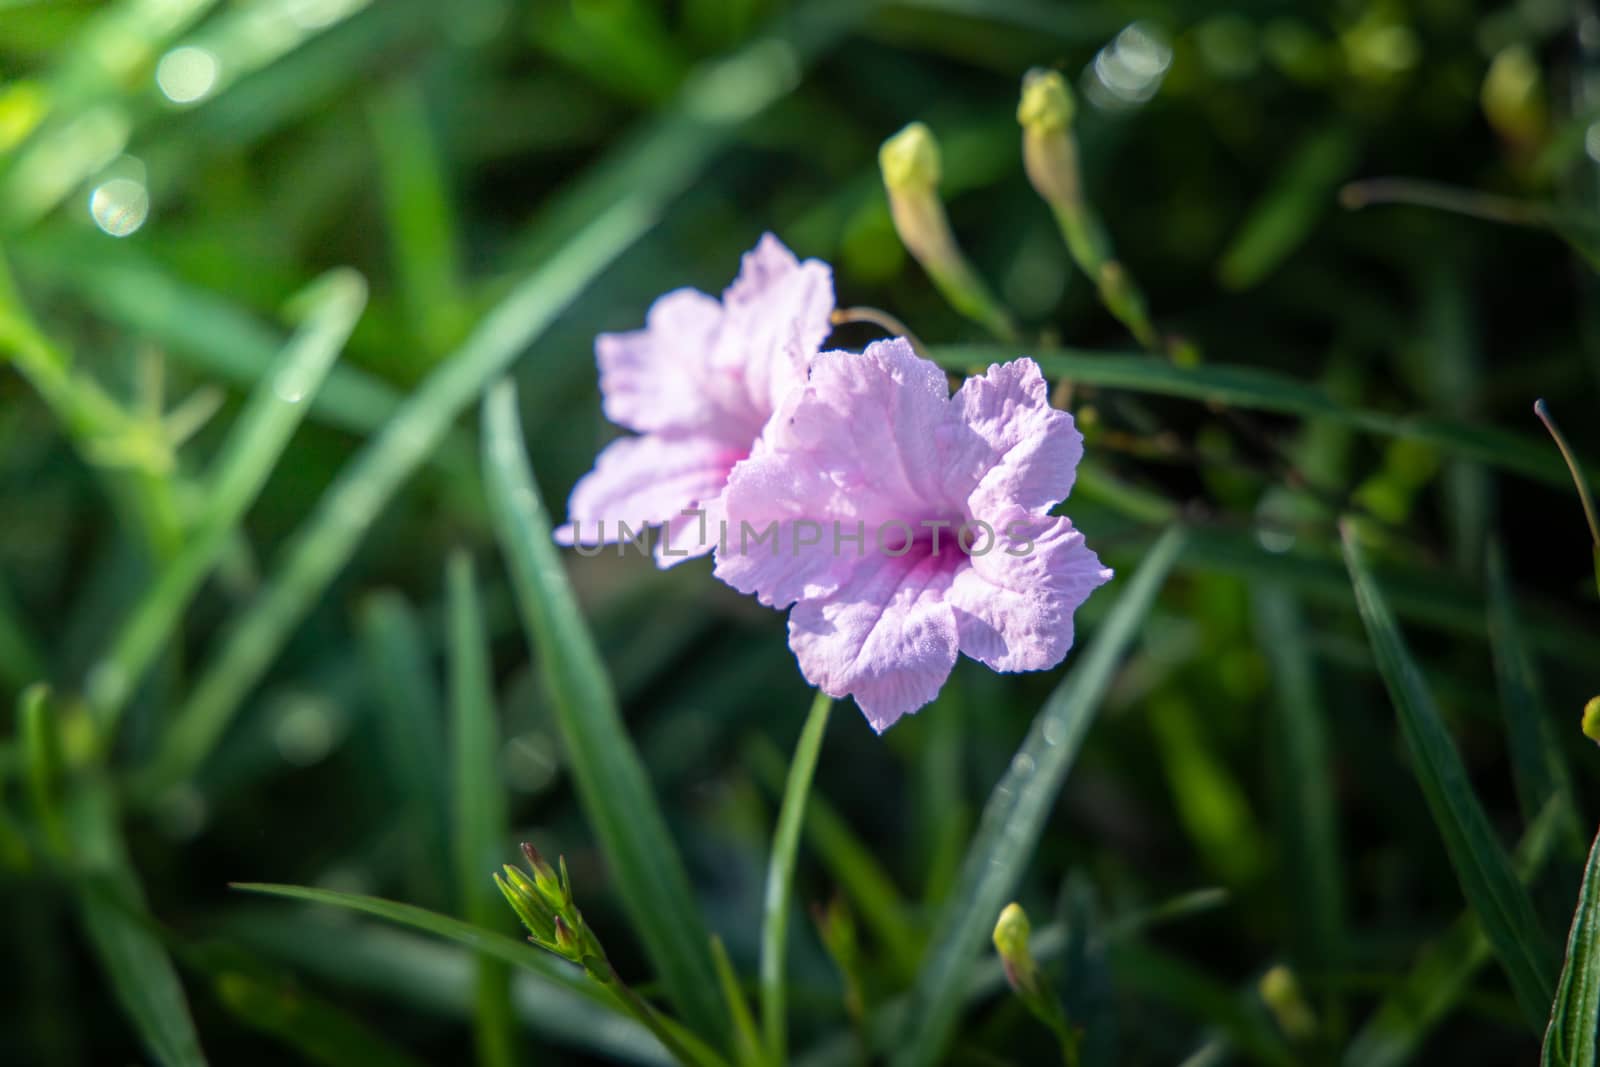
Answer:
[3,0,1600,1064]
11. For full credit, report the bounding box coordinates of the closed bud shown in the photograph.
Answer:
[495,867,557,946]
[879,122,941,192]
[521,841,567,911]
[1259,964,1317,1040]
[992,902,1039,996]
[1583,696,1600,745]
[1017,68,1075,132]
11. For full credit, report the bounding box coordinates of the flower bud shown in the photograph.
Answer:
[879,123,1017,340]
[993,901,1036,994]
[495,865,558,946]
[1583,696,1600,745]
[1017,68,1075,132]
[1258,964,1317,1040]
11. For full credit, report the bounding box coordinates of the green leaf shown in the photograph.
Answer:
[711,935,766,1067]
[72,780,209,1067]
[928,346,1576,488]
[230,882,610,1008]
[480,379,723,1041]
[1543,825,1600,1067]
[891,525,1187,1067]
[761,691,833,1065]
[1217,126,1359,290]
[1341,523,1557,1030]
[90,268,367,732]
[1345,795,1567,1067]
[446,550,516,1067]
[20,683,67,855]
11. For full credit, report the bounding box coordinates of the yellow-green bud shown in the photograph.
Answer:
[993,902,1038,994]
[1583,696,1600,745]
[879,121,942,191]
[1018,68,1075,132]
[1259,964,1317,1039]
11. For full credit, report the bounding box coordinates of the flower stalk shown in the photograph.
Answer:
[993,902,1080,1066]
[496,843,717,1067]
[1018,69,1160,353]
[879,122,1018,341]
[1533,399,1600,596]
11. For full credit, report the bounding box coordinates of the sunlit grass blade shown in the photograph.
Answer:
[761,691,832,1066]
[1342,523,1557,1030]
[481,379,723,1040]
[359,590,450,908]
[231,882,610,1006]
[89,268,367,732]
[1487,541,1579,850]
[748,735,922,977]
[1542,826,1600,1067]
[1252,589,1344,987]
[891,525,1187,1067]
[71,780,208,1067]
[446,550,515,1067]
[929,347,1577,488]
[1217,126,1358,291]
[1344,795,1566,1067]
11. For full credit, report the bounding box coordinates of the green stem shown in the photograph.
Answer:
[1534,399,1600,596]
[603,962,727,1067]
[760,690,834,1066]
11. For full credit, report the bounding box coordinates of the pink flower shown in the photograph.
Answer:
[555,234,834,565]
[714,338,1112,731]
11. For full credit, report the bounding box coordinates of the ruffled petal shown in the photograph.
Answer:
[714,233,836,423]
[764,338,955,526]
[596,289,725,435]
[944,358,1082,517]
[554,434,739,565]
[948,512,1112,671]
[787,551,959,732]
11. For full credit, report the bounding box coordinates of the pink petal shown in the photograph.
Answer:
[712,450,859,606]
[948,512,1112,671]
[554,434,739,566]
[944,358,1082,517]
[596,289,724,436]
[787,552,959,732]
[713,234,836,423]
[765,338,954,526]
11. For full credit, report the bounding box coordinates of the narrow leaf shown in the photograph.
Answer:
[480,379,723,1040]
[892,525,1187,1067]
[446,551,516,1067]
[1342,523,1557,1030]
[1543,826,1600,1067]
[762,691,833,1065]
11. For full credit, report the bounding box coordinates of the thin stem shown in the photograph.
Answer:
[760,691,834,1066]
[1340,178,1550,228]
[1535,399,1600,547]
[603,965,719,1067]
[830,307,927,357]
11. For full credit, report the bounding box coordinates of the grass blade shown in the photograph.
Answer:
[480,379,723,1040]
[1543,826,1600,1067]
[712,935,765,1067]
[1341,522,1557,1030]
[761,691,833,1065]
[929,347,1578,488]
[446,550,516,1067]
[71,780,208,1067]
[891,525,1187,1067]
[230,882,611,1008]
[210,965,430,1067]
[89,268,367,730]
